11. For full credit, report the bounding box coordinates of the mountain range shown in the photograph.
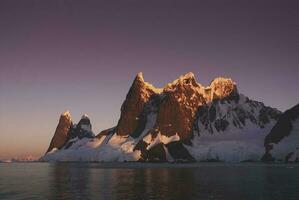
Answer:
[41,72,298,162]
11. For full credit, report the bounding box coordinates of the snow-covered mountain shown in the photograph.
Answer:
[41,72,286,162]
[262,104,299,162]
[46,112,95,154]
[188,93,280,162]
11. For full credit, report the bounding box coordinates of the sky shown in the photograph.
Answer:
[0,0,298,159]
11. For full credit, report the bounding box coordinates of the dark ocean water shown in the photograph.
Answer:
[0,162,298,200]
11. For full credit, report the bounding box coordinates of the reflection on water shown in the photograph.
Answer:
[49,163,92,200]
[1,163,299,200]
[110,168,198,200]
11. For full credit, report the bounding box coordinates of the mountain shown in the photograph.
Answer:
[41,72,284,162]
[262,104,299,162]
[46,113,95,154]
[46,111,73,153]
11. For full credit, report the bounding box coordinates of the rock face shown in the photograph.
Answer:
[62,114,95,150]
[195,95,281,136]
[46,112,95,153]
[69,114,94,139]
[96,127,116,139]
[115,72,161,136]
[42,72,286,163]
[154,73,205,143]
[208,77,238,101]
[263,104,299,162]
[116,72,244,145]
[46,111,72,153]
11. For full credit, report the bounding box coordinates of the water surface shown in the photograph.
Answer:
[0,162,298,200]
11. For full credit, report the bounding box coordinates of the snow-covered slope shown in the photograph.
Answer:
[187,94,280,162]
[41,72,283,162]
[263,104,299,162]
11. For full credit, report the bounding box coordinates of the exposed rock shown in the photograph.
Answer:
[96,127,116,139]
[130,94,162,138]
[61,114,95,150]
[134,138,167,162]
[115,72,162,136]
[194,94,281,136]
[42,72,284,163]
[208,77,238,101]
[154,72,206,143]
[261,152,275,162]
[263,103,299,162]
[46,111,73,153]
[154,75,243,143]
[134,140,149,161]
[46,113,96,152]
[166,141,195,162]
[69,114,94,139]
[214,119,229,132]
[141,143,167,162]
[264,104,299,145]
[115,73,248,145]
[258,106,280,128]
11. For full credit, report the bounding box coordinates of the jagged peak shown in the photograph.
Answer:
[209,77,236,87]
[78,114,91,127]
[174,72,196,83]
[164,72,202,91]
[206,77,238,100]
[179,72,195,80]
[81,114,90,120]
[135,72,144,82]
[61,110,71,120]
[133,72,163,94]
[131,72,239,101]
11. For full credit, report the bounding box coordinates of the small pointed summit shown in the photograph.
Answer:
[135,72,144,82]
[174,72,196,83]
[132,72,162,93]
[165,72,201,91]
[181,72,195,79]
[81,114,90,120]
[62,110,71,120]
[131,72,146,86]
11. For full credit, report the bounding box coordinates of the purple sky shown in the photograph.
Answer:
[0,0,298,159]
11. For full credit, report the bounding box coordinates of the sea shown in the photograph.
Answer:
[0,162,298,200]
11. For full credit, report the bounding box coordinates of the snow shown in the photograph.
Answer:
[187,123,274,162]
[146,132,180,150]
[143,133,152,144]
[43,100,279,162]
[48,148,58,154]
[81,114,90,119]
[80,124,91,132]
[42,73,283,163]
[42,133,142,162]
[289,148,299,162]
[42,126,180,162]
[135,112,157,144]
[270,119,299,161]
[67,137,79,143]
[196,93,278,138]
